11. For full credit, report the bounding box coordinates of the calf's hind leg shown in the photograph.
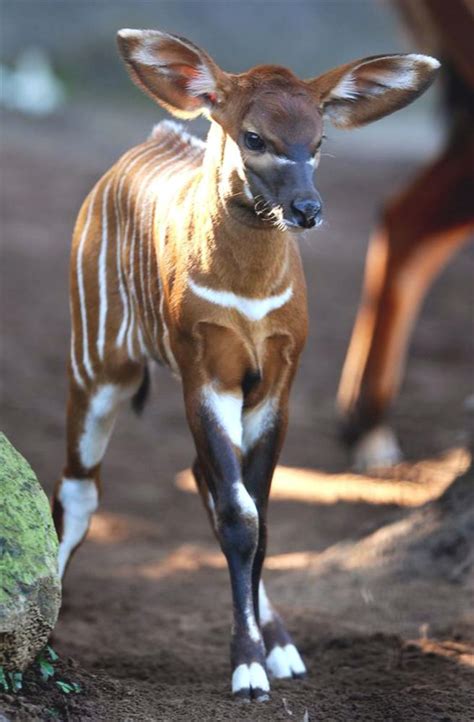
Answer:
[53,362,144,578]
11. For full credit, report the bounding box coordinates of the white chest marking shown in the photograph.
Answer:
[189,279,293,322]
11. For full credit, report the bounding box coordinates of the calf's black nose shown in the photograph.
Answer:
[291,198,322,228]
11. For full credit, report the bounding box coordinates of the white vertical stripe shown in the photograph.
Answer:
[97,179,112,359]
[138,186,156,345]
[114,193,128,346]
[125,143,197,362]
[147,198,159,346]
[76,184,99,380]
[117,140,179,354]
[124,153,160,358]
[125,152,165,358]
[69,327,85,389]
[139,143,200,346]
[116,147,158,352]
[114,142,169,350]
[154,148,202,372]
[137,326,147,356]
[158,288,174,368]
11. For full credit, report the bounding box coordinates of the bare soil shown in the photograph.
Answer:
[1,107,473,721]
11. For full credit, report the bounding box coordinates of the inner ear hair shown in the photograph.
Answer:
[330,54,440,101]
[310,53,440,129]
[117,28,223,117]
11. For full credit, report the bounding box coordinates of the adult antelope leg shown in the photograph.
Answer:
[338,132,474,469]
[53,363,144,579]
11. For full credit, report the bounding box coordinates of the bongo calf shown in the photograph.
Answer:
[53,29,439,700]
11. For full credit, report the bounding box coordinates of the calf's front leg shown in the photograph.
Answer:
[194,396,307,684]
[242,399,306,679]
[183,377,269,701]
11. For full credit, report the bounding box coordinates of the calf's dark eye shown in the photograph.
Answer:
[244,131,266,152]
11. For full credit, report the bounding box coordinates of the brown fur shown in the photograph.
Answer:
[338,0,474,447]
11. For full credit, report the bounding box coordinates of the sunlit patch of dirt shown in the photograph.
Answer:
[177,446,470,507]
[88,512,160,543]
[407,638,474,668]
[116,543,225,579]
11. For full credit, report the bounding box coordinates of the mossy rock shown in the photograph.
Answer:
[0,432,61,670]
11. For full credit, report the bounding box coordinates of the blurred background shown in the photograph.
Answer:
[1,0,469,472]
[1,0,443,158]
[1,3,472,720]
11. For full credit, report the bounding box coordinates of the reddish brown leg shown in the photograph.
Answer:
[338,132,474,468]
[53,361,144,578]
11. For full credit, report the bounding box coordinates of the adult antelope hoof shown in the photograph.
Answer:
[262,619,307,679]
[352,425,403,472]
[232,661,271,702]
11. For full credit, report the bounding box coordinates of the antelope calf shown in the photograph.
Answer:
[53,29,439,701]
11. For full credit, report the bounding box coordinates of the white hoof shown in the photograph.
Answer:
[353,426,403,472]
[232,662,270,700]
[266,643,306,679]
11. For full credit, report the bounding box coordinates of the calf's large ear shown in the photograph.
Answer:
[117,29,229,118]
[306,54,440,128]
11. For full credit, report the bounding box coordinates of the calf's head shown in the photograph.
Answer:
[117,29,440,231]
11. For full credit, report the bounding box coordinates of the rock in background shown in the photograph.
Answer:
[0,433,61,670]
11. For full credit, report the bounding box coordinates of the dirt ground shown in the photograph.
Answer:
[1,105,473,721]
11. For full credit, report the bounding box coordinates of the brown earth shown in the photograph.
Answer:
[1,106,473,721]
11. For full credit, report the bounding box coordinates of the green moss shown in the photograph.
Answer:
[0,433,59,605]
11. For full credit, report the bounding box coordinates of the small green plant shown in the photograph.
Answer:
[55,680,81,694]
[45,708,60,719]
[9,671,23,692]
[0,667,8,692]
[36,646,81,695]
[0,647,81,696]
[37,645,58,682]
[0,667,23,693]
